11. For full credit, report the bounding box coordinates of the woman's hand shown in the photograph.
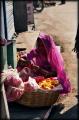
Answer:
[17,57,31,69]
[31,65,50,77]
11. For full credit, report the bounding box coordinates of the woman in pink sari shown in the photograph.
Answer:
[18,32,71,93]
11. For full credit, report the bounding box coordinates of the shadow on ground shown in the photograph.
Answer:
[8,98,78,120]
[48,104,78,120]
[8,102,51,119]
[48,94,78,119]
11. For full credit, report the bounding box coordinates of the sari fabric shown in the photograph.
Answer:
[26,32,71,93]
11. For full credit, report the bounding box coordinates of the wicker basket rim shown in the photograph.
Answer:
[24,84,63,94]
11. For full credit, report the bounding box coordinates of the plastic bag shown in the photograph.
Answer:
[24,77,40,92]
[2,68,24,101]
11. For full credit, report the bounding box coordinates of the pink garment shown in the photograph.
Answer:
[23,32,71,93]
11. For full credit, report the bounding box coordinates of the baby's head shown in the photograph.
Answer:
[19,67,31,82]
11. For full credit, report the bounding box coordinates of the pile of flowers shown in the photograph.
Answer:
[38,78,59,90]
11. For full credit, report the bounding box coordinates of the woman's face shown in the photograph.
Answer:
[37,38,46,53]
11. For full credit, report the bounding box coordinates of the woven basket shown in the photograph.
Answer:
[17,89,60,107]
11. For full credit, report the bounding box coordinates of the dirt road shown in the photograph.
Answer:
[16,1,78,119]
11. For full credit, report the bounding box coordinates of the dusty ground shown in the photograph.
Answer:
[16,1,78,119]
